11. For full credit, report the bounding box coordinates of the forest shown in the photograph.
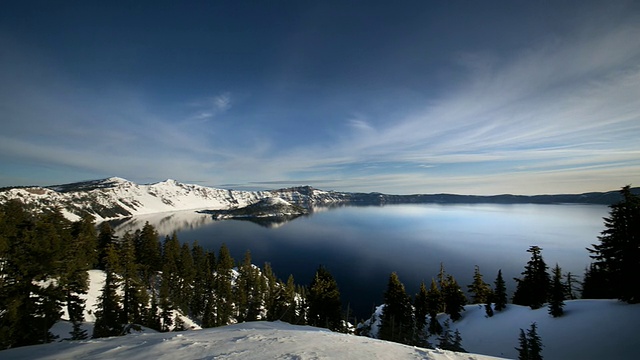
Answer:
[0,186,638,354]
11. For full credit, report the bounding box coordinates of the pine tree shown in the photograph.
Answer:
[119,231,148,326]
[587,186,640,303]
[93,244,123,338]
[214,243,235,326]
[526,322,544,360]
[515,328,529,360]
[96,222,117,270]
[548,264,565,318]
[513,246,550,309]
[379,272,415,345]
[442,274,466,322]
[136,222,161,286]
[414,281,429,344]
[467,265,491,304]
[308,266,342,331]
[581,263,610,299]
[493,269,507,311]
[484,290,494,317]
[426,278,443,335]
[563,272,579,300]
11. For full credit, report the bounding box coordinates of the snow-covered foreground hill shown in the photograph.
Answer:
[363,300,640,360]
[0,322,504,360]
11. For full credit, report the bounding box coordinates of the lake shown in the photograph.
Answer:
[112,203,609,320]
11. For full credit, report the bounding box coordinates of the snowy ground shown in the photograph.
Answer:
[1,322,503,360]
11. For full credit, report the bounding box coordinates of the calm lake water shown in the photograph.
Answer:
[112,203,609,319]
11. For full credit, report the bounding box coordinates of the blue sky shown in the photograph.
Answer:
[1,1,639,194]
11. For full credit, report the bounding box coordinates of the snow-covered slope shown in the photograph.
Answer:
[362,300,640,360]
[0,178,346,221]
[0,321,504,360]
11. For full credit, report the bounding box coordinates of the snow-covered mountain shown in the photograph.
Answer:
[0,177,347,221]
[1,177,635,222]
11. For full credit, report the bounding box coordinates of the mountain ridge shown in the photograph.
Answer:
[0,177,636,221]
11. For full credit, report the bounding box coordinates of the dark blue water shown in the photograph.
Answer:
[113,203,608,319]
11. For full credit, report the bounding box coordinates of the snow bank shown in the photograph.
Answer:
[1,322,505,360]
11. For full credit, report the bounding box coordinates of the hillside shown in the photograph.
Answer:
[0,322,504,360]
[0,177,635,222]
[361,300,640,360]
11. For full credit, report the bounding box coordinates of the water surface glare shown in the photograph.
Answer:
[113,203,609,319]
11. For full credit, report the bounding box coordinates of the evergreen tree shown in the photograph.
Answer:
[214,243,235,326]
[119,232,148,325]
[93,244,123,338]
[136,222,161,286]
[526,322,544,360]
[493,269,507,311]
[426,278,443,335]
[513,246,550,309]
[436,320,465,352]
[515,328,529,360]
[414,281,429,344]
[379,272,415,345]
[96,222,117,270]
[516,322,544,360]
[548,264,565,318]
[64,214,97,340]
[308,266,342,331]
[563,272,579,300]
[442,274,466,322]
[236,250,263,322]
[189,241,209,320]
[467,265,491,304]
[581,263,610,299]
[176,242,195,313]
[587,186,640,303]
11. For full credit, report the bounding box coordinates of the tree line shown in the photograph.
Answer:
[0,199,345,350]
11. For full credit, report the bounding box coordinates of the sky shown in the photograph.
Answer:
[1,1,639,195]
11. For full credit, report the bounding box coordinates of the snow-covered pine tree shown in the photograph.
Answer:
[379,272,415,345]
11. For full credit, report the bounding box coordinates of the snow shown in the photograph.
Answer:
[1,322,504,360]
[362,300,640,360]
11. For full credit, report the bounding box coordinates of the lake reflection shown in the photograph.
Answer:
[111,203,609,319]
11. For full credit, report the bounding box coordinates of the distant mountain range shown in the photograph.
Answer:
[0,177,637,221]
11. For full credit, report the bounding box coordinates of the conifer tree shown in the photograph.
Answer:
[515,328,529,360]
[379,272,415,345]
[581,263,610,299]
[308,266,342,331]
[467,265,491,304]
[214,243,235,326]
[436,320,465,352]
[426,278,443,335]
[513,246,550,309]
[96,222,117,270]
[548,264,565,318]
[442,274,466,322]
[136,222,161,285]
[563,272,579,300]
[189,241,209,320]
[493,269,508,311]
[484,290,494,318]
[93,244,123,338]
[176,243,195,313]
[414,281,429,340]
[587,186,640,303]
[526,322,544,360]
[119,232,148,325]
